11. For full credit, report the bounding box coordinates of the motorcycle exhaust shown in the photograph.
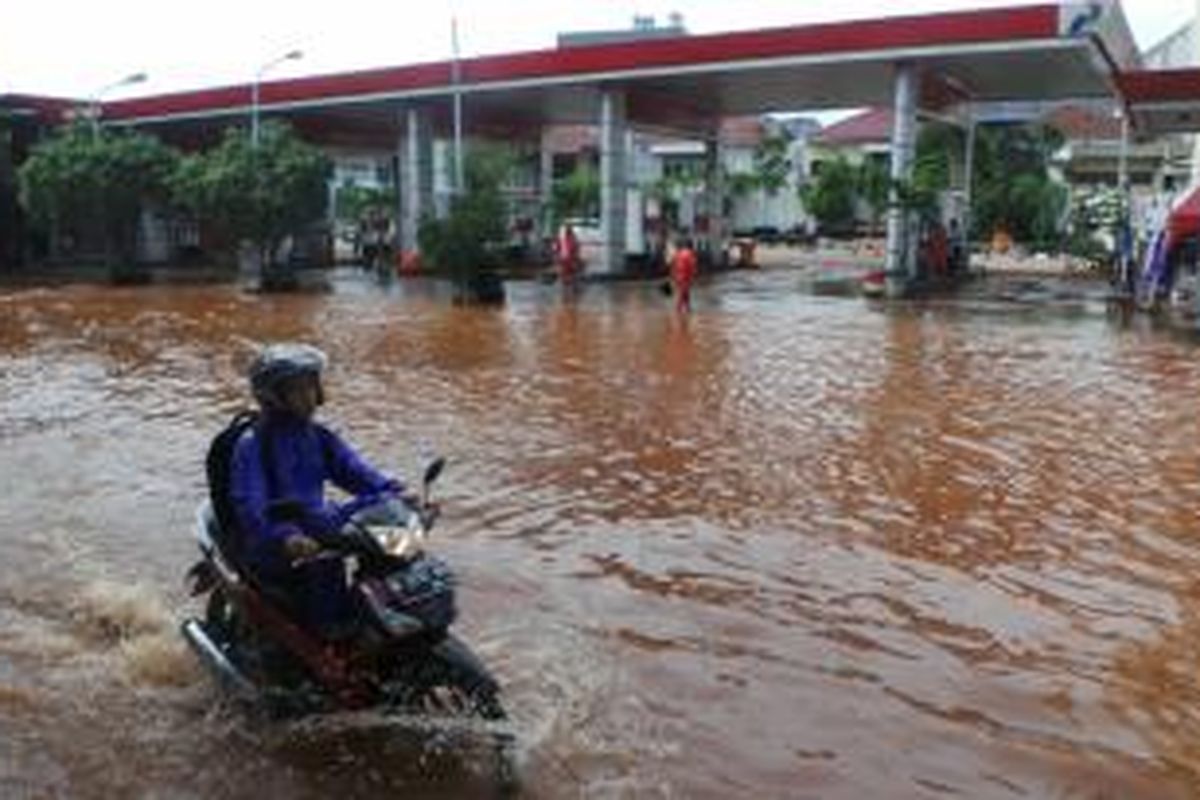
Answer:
[180,618,261,705]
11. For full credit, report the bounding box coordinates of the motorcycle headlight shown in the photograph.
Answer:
[369,518,426,559]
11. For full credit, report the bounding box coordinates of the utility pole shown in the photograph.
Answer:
[90,72,147,139]
[451,14,465,196]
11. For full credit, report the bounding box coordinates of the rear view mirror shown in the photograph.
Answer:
[423,457,446,487]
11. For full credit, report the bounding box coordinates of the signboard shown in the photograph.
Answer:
[1060,1,1141,72]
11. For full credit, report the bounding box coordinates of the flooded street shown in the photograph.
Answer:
[4,270,1200,798]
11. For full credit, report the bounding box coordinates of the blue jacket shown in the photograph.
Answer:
[230,414,400,575]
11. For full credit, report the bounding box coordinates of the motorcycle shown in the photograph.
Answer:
[181,457,507,723]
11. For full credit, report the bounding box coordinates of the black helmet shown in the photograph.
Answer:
[248,343,327,409]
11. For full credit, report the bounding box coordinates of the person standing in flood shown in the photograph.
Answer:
[555,223,582,287]
[670,237,698,314]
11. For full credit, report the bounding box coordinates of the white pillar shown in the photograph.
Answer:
[963,113,976,215]
[400,107,434,254]
[962,111,977,271]
[886,63,919,295]
[705,137,725,265]
[1192,0,1200,185]
[1118,111,1130,195]
[599,89,628,276]
[539,130,555,238]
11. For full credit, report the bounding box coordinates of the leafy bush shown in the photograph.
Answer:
[418,145,512,302]
[970,124,1067,247]
[19,123,179,270]
[334,183,396,223]
[800,157,858,234]
[171,121,331,272]
[551,162,599,224]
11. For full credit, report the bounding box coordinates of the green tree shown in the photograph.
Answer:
[334,182,396,223]
[724,169,759,198]
[800,157,858,235]
[418,144,512,302]
[970,124,1066,248]
[18,122,179,273]
[725,132,794,201]
[752,131,793,195]
[857,157,891,233]
[550,161,599,223]
[171,121,331,275]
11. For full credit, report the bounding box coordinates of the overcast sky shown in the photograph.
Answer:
[2,0,1195,99]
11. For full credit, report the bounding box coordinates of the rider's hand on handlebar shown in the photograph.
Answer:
[283,533,322,562]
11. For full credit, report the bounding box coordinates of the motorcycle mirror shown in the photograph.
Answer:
[423,456,446,487]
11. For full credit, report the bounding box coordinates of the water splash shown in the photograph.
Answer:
[69,579,200,688]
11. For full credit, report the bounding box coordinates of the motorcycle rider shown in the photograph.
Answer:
[230,343,403,637]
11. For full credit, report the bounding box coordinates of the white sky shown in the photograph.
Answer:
[1,0,1194,99]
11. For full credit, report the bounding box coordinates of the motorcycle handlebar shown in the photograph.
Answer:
[290,494,441,567]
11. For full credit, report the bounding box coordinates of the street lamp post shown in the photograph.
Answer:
[451,16,464,196]
[90,72,147,138]
[251,50,303,148]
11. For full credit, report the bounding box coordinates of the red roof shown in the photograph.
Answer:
[1118,69,1200,105]
[0,93,81,124]
[813,108,893,146]
[1042,104,1123,141]
[719,116,766,147]
[544,125,598,152]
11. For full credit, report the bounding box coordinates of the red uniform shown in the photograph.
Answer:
[556,227,581,283]
[671,247,697,313]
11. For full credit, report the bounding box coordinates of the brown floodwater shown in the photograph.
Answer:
[3,270,1200,798]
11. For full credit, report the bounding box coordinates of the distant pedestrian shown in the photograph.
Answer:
[555,224,582,286]
[948,218,966,275]
[670,237,697,314]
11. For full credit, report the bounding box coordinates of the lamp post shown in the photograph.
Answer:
[252,50,302,148]
[451,15,464,196]
[90,72,147,138]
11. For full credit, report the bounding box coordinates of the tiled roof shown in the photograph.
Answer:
[1041,105,1123,141]
[812,108,893,145]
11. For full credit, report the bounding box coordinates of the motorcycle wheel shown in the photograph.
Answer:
[408,664,517,794]
[391,650,506,721]
[403,664,505,720]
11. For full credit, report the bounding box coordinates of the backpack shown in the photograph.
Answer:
[204,410,260,558]
[204,411,340,559]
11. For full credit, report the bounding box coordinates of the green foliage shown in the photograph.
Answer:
[1069,185,1124,234]
[725,170,759,198]
[798,121,1067,249]
[969,124,1066,248]
[418,144,512,296]
[1063,227,1112,267]
[650,161,706,199]
[171,121,331,268]
[879,124,960,223]
[18,122,179,266]
[800,157,858,233]
[752,132,793,195]
[913,124,957,199]
[856,158,891,229]
[725,132,794,199]
[551,161,599,223]
[334,182,396,223]
[1063,187,1121,271]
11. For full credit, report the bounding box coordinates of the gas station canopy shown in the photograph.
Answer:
[92,3,1139,145]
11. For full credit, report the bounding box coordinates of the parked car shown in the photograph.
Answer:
[751,225,783,245]
[783,224,818,247]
